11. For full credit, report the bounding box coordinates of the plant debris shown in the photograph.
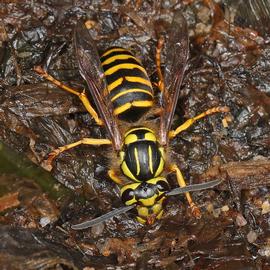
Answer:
[0,0,269,269]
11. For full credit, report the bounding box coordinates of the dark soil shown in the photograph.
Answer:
[0,1,269,269]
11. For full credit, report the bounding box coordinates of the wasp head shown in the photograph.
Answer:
[120,177,170,224]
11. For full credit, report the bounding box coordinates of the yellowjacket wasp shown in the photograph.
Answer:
[35,11,229,228]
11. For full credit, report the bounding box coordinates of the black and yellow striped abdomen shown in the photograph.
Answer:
[120,127,165,182]
[100,47,153,122]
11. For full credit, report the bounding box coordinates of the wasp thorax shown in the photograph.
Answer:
[120,127,165,182]
[120,177,170,224]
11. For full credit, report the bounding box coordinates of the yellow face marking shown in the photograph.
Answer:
[111,89,153,102]
[148,145,153,174]
[124,134,137,145]
[104,64,148,76]
[121,183,140,205]
[125,76,152,89]
[101,54,139,66]
[124,127,154,137]
[134,147,140,176]
[125,197,137,206]
[139,194,158,207]
[120,182,140,194]
[136,216,146,224]
[145,132,156,142]
[137,206,149,217]
[101,48,127,57]
[107,78,123,92]
[152,202,162,215]
[131,100,153,107]
[156,209,164,220]
[121,161,138,182]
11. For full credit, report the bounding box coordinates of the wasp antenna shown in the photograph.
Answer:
[71,205,135,230]
[167,179,222,197]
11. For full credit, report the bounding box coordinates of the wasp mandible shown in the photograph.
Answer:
[35,10,229,228]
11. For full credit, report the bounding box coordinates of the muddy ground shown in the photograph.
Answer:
[0,0,270,269]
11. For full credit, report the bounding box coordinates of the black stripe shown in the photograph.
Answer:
[105,68,149,85]
[128,128,150,140]
[109,80,153,98]
[100,47,133,62]
[102,57,142,72]
[124,141,161,181]
[112,91,153,108]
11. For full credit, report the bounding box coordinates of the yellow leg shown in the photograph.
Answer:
[170,164,201,218]
[46,138,112,166]
[108,169,123,185]
[34,66,103,126]
[169,106,230,139]
[155,36,165,92]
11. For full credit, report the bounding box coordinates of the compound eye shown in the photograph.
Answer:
[121,188,135,204]
[157,180,170,192]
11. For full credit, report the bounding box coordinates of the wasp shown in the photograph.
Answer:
[34,11,229,228]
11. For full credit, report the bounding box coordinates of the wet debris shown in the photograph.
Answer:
[0,0,270,269]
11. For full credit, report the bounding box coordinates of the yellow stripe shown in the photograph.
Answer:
[107,76,153,93]
[132,100,153,107]
[145,132,157,142]
[124,133,138,145]
[119,151,125,162]
[107,78,123,92]
[101,54,139,66]
[121,161,138,182]
[148,145,153,174]
[113,103,131,116]
[111,89,153,102]
[134,147,140,176]
[104,64,148,76]
[125,76,152,88]
[154,157,164,177]
[113,100,153,116]
[124,127,154,137]
[101,48,127,57]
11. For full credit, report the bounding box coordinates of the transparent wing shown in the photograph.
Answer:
[159,11,189,145]
[74,22,122,150]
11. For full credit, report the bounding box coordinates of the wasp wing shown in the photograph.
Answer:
[159,11,189,145]
[74,23,122,150]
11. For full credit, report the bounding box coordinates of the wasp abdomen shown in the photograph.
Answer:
[120,127,165,182]
[100,47,153,122]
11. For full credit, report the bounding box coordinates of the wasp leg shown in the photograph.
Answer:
[156,36,165,92]
[108,169,123,185]
[34,66,103,126]
[170,164,201,218]
[169,106,230,139]
[45,138,112,168]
